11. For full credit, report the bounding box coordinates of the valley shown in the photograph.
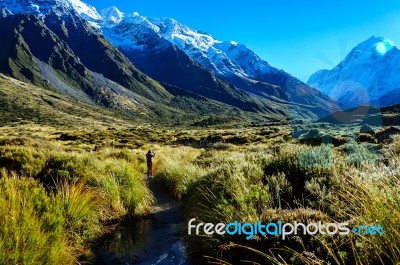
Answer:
[0,75,399,264]
[0,0,399,264]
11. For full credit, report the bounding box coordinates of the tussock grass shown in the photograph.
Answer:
[322,161,400,264]
[388,135,400,155]
[0,169,74,264]
[0,122,399,264]
[55,181,102,244]
[0,146,46,176]
[152,141,400,264]
[0,131,155,263]
[155,147,203,200]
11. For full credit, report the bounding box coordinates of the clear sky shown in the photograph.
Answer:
[84,0,400,81]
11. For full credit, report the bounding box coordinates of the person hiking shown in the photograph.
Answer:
[146,150,156,178]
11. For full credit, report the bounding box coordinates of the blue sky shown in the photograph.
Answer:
[85,0,400,81]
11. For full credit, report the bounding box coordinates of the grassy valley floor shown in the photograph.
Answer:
[0,121,399,264]
[0,74,399,264]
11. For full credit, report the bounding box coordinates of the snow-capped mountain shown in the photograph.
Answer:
[0,0,338,119]
[99,6,124,26]
[96,9,337,117]
[100,11,164,48]
[0,0,325,87]
[98,11,274,112]
[150,17,274,79]
[0,0,101,20]
[98,11,279,84]
[308,36,400,107]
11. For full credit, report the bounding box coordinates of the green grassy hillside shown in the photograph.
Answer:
[0,74,139,127]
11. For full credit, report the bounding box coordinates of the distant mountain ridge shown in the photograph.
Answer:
[96,7,338,117]
[308,36,400,108]
[99,10,273,113]
[0,0,338,122]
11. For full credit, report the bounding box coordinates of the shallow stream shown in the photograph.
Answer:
[94,180,188,265]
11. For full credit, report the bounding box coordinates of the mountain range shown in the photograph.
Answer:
[0,0,397,127]
[0,0,340,125]
[100,9,340,117]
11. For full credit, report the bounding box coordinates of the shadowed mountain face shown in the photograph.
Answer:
[114,32,264,112]
[117,33,337,119]
[0,13,171,106]
[42,13,172,102]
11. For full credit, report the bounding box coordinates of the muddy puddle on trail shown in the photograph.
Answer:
[94,180,189,265]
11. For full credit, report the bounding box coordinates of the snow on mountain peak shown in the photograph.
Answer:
[97,10,274,79]
[308,36,400,107]
[125,11,146,22]
[99,6,124,26]
[152,17,220,51]
[341,36,397,65]
[98,11,161,48]
[356,36,395,52]
[1,7,12,17]
[66,0,100,20]
[0,0,101,20]
[119,12,160,34]
[1,0,275,84]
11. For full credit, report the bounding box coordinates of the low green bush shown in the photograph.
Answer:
[0,146,46,176]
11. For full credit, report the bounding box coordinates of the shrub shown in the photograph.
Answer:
[262,145,335,207]
[305,129,321,139]
[332,135,347,146]
[360,124,375,135]
[388,135,400,155]
[0,137,32,146]
[210,142,233,150]
[225,135,250,144]
[346,142,380,164]
[358,133,376,143]
[0,146,46,176]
